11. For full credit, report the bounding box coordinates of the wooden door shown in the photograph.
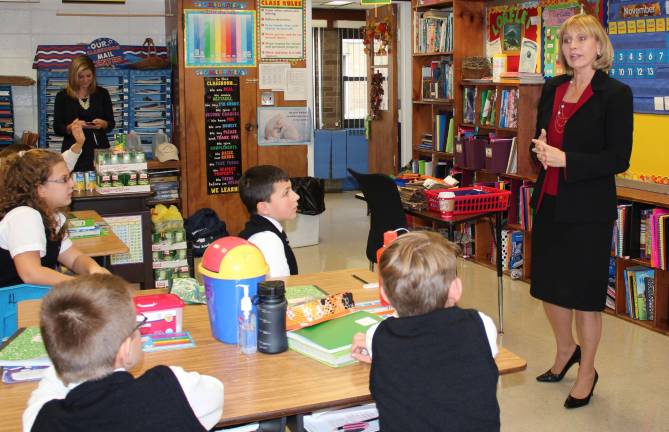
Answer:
[366,5,398,175]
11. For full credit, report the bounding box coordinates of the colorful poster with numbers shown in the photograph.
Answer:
[608,0,669,113]
[106,215,144,265]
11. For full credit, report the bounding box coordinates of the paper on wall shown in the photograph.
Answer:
[284,68,309,101]
[259,63,290,91]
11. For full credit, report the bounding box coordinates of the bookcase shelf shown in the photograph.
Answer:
[414,0,453,11]
[413,51,453,57]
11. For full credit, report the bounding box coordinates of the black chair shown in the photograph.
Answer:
[348,169,408,268]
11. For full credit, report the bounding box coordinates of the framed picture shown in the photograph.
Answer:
[502,23,521,53]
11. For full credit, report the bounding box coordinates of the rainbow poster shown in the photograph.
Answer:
[185,9,256,68]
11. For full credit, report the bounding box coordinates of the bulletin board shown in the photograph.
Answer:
[488,4,541,72]
[608,0,669,113]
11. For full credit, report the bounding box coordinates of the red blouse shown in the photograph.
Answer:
[536,81,593,210]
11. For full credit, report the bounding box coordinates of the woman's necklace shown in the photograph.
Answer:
[555,80,574,134]
[78,95,90,110]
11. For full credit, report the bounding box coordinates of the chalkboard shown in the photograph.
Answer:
[204,77,243,194]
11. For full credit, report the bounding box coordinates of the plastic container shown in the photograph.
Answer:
[238,284,257,355]
[256,280,288,354]
[425,186,511,217]
[198,236,269,344]
[133,293,184,335]
[152,129,168,155]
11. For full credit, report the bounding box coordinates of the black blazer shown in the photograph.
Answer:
[530,70,633,223]
[53,86,115,171]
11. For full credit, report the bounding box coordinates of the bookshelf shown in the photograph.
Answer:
[0,85,13,146]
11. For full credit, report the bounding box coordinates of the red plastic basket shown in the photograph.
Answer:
[424,186,511,216]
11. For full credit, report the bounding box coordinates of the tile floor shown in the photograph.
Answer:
[293,191,669,432]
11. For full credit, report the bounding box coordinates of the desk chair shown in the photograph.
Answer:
[348,169,408,269]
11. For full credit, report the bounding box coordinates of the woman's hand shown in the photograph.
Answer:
[532,129,566,169]
[91,118,108,130]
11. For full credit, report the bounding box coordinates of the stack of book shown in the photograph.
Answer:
[479,88,496,127]
[417,133,433,152]
[414,9,453,54]
[499,71,544,84]
[287,311,383,368]
[623,266,655,320]
[148,168,180,205]
[66,216,102,238]
[606,257,616,311]
[421,59,453,100]
[0,86,13,146]
[0,327,51,384]
[613,204,632,257]
[518,183,534,231]
[434,113,454,153]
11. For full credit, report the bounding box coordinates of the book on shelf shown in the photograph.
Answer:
[463,87,476,124]
[519,183,534,231]
[479,89,496,127]
[623,266,654,320]
[434,112,452,152]
[499,88,519,128]
[505,137,518,174]
[414,8,453,54]
[606,256,616,311]
[518,38,539,74]
[287,311,383,368]
[421,59,452,100]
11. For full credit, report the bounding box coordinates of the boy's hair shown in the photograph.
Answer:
[40,274,137,385]
[379,231,460,317]
[0,149,67,241]
[239,165,289,214]
[66,55,97,99]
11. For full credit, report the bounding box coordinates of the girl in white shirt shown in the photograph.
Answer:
[0,149,107,287]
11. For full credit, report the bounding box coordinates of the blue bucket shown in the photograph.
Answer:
[202,274,265,344]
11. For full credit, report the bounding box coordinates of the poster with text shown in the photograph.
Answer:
[488,5,540,72]
[542,4,579,77]
[204,77,242,194]
[608,0,669,114]
[258,107,311,146]
[259,0,306,61]
[185,9,256,68]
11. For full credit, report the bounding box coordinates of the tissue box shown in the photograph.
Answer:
[133,294,184,335]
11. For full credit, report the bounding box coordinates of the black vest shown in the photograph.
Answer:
[0,227,60,288]
[238,215,298,275]
[31,366,207,432]
[370,307,500,432]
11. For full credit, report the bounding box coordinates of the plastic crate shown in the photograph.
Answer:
[0,284,51,340]
[425,186,511,217]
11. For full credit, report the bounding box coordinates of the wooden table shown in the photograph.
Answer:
[69,210,129,257]
[0,269,526,431]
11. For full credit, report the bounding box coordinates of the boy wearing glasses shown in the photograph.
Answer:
[23,274,224,432]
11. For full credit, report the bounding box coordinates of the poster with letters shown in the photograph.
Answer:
[259,0,306,61]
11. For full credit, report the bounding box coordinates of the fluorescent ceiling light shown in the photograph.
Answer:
[324,0,352,5]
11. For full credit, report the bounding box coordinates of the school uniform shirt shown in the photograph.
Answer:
[61,148,81,172]
[0,207,72,287]
[370,307,500,432]
[23,365,224,432]
[239,215,298,277]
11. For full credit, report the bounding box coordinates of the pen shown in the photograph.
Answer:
[351,274,369,284]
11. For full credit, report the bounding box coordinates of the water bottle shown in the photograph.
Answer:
[152,129,168,155]
[126,131,142,152]
[237,285,257,355]
[256,280,288,354]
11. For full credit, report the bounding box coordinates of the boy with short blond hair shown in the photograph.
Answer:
[238,165,300,277]
[352,231,500,432]
[23,274,223,432]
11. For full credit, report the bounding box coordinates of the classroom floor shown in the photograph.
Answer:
[293,191,669,432]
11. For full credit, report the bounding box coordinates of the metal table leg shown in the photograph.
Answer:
[495,211,504,334]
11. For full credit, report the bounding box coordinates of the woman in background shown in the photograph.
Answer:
[54,55,115,172]
[530,14,633,409]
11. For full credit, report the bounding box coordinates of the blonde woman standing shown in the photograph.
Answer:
[53,55,115,172]
[530,14,633,409]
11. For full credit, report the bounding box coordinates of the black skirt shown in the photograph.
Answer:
[530,195,613,311]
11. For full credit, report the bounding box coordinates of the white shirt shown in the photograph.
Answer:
[0,207,72,258]
[62,149,81,172]
[22,365,224,432]
[365,311,498,359]
[247,215,291,278]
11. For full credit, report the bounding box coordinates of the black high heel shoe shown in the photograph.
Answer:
[564,371,598,409]
[536,345,581,382]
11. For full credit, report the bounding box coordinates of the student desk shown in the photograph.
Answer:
[69,210,129,258]
[0,268,526,431]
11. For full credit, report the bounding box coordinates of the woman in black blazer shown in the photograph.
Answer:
[529,14,633,409]
[53,55,115,172]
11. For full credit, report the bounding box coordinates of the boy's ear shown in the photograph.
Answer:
[445,277,463,307]
[114,336,133,369]
[256,200,270,216]
[380,285,391,305]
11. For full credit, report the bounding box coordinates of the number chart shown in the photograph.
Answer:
[105,215,144,265]
[608,0,669,114]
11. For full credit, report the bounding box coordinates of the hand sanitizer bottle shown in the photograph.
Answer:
[238,285,257,355]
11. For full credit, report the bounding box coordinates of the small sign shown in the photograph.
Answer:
[195,69,249,77]
[86,38,125,68]
[193,1,248,8]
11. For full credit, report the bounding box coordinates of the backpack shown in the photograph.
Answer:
[184,208,229,257]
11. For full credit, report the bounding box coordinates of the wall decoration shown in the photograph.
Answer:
[85,38,125,68]
[185,9,256,68]
[257,107,311,146]
[608,0,669,114]
[204,77,243,195]
[488,5,540,72]
[542,3,579,77]
[259,0,306,61]
[362,18,392,55]
[370,70,385,119]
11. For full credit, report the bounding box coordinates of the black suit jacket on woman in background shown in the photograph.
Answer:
[530,69,633,223]
[53,87,115,171]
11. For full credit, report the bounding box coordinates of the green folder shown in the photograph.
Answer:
[287,311,383,368]
[445,117,455,154]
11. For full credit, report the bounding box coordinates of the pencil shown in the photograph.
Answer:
[351,274,369,284]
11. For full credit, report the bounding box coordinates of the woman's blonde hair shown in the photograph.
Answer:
[0,149,67,241]
[379,231,460,317]
[66,55,97,99]
[558,13,614,74]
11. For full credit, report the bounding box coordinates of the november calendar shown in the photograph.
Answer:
[608,0,669,114]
